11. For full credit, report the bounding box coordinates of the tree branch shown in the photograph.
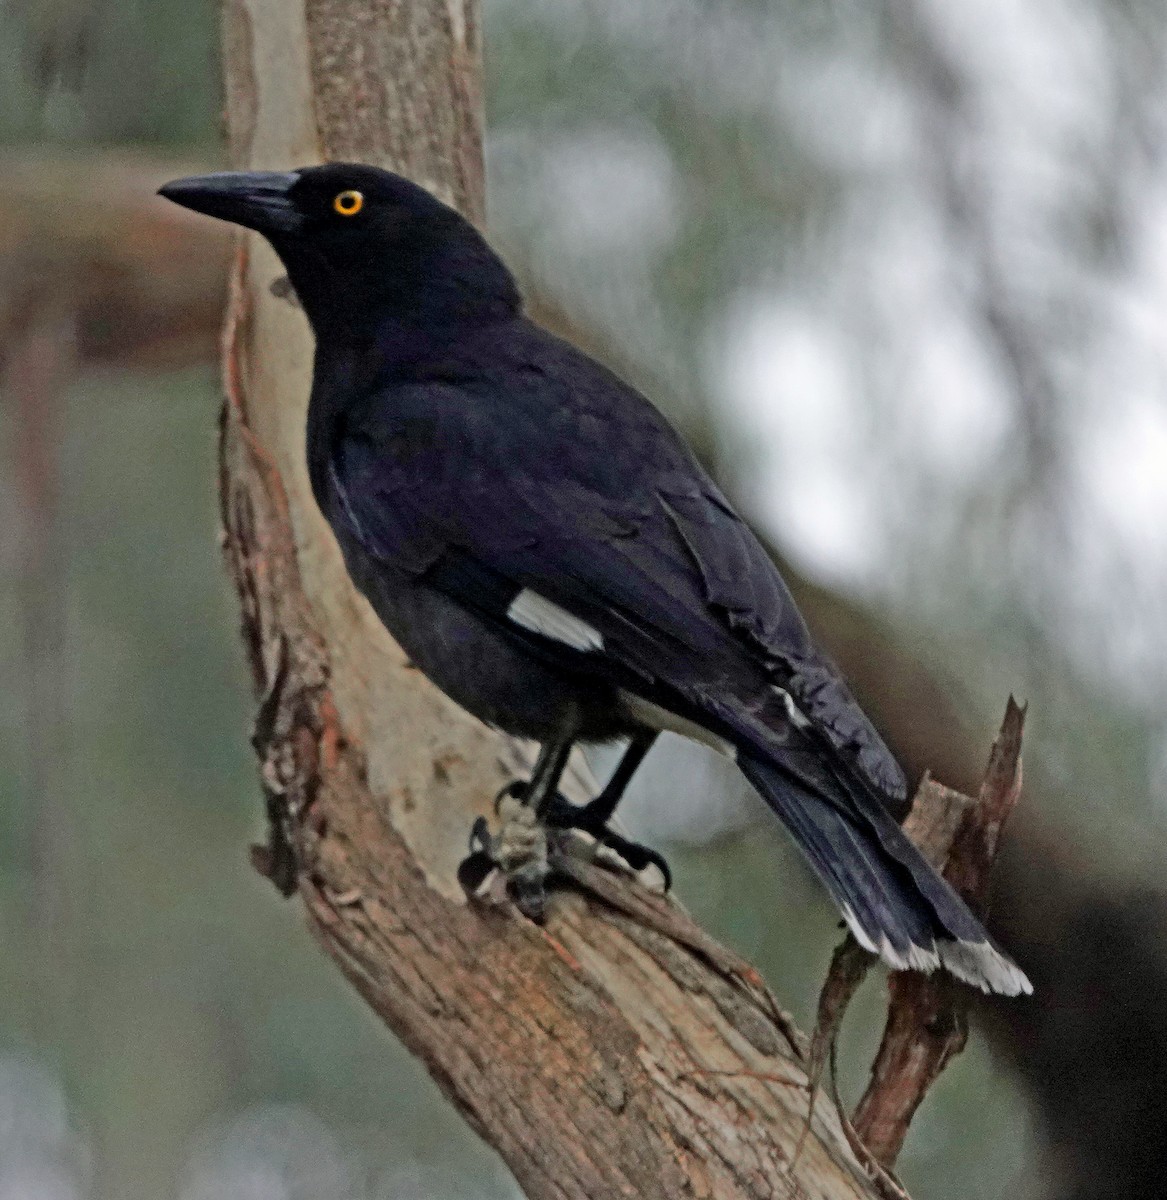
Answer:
[211,1,888,1196]
[219,241,878,1196]
[849,700,1025,1167]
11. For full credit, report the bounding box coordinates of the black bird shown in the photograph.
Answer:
[160,163,1030,996]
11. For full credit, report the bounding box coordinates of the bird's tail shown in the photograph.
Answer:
[736,749,1031,996]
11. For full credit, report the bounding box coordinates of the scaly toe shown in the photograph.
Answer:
[542,800,672,892]
[496,791,537,828]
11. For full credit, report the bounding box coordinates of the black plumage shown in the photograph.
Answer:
[159,163,1030,995]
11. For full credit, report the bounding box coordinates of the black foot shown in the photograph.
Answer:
[542,792,673,891]
[492,778,533,814]
[493,778,672,887]
[455,817,497,896]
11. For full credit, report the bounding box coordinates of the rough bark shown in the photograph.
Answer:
[215,2,885,1197]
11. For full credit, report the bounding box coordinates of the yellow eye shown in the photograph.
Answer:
[333,190,364,216]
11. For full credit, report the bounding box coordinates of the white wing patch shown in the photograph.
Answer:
[506,588,605,652]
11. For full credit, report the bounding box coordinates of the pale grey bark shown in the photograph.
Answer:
[215,1,889,1197]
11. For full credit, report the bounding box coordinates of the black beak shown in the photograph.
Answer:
[158,170,302,235]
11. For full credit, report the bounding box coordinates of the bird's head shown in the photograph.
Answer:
[158,162,519,339]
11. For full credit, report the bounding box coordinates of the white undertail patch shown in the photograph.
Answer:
[840,905,1032,996]
[506,588,605,652]
[938,939,1033,996]
[839,904,940,974]
[619,693,738,760]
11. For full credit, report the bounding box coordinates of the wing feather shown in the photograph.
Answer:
[327,323,905,804]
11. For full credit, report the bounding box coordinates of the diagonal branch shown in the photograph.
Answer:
[212,2,895,1196]
[220,305,877,1195]
[809,699,1026,1187]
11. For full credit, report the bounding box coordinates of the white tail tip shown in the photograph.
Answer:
[841,906,1032,996]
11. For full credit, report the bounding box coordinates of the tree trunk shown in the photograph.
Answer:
[217,2,883,1197]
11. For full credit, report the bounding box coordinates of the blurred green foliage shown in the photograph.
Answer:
[2,372,519,1199]
[0,0,219,145]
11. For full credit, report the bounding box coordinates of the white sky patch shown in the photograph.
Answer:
[179,1105,352,1200]
[1080,399,1167,565]
[532,127,680,259]
[926,0,1109,113]
[1050,160,1167,699]
[590,734,756,845]
[847,202,1014,476]
[779,55,916,174]
[887,299,1015,480]
[717,300,883,585]
[0,1055,90,1200]
[1094,179,1167,413]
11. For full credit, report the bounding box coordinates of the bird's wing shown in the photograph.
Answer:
[329,353,906,806]
[324,342,1035,996]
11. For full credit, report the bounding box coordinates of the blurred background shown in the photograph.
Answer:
[1,0,1166,1197]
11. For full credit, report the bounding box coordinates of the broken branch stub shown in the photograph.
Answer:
[810,699,1027,1175]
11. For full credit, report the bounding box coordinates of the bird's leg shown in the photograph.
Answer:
[519,726,580,819]
[572,729,657,825]
[458,717,581,920]
[542,731,672,890]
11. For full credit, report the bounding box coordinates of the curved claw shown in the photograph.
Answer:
[457,849,497,897]
[544,795,672,891]
[469,814,492,853]
[464,783,670,912]
[458,816,500,897]
[460,810,551,912]
[494,779,529,815]
[595,831,672,891]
